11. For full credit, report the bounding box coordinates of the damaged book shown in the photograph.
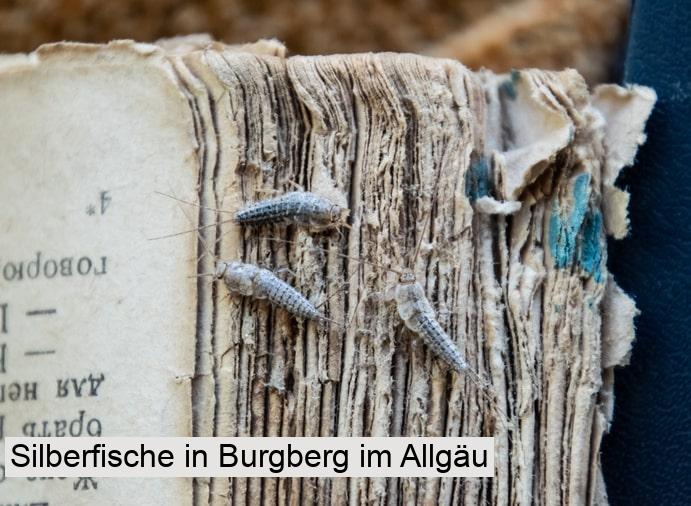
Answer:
[0,37,655,505]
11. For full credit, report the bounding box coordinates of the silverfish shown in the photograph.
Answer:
[215,260,329,323]
[235,191,349,230]
[390,269,470,375]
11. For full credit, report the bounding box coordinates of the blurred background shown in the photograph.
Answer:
[0,0,629,84]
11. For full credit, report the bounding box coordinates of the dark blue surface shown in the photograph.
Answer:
[602,0,691,504]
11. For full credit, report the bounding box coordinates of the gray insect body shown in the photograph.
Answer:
[393,270,467,373]
[215,261,323,321]
[234,191,348,230]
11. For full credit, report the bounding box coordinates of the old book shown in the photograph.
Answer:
[0,38,654,505]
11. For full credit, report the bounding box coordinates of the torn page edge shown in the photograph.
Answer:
[592,84,656,238]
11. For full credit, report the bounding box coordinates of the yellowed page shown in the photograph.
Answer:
[0,42,197,504]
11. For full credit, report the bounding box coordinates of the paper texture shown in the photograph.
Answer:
[0,39,654,505]
[0,43,197,504]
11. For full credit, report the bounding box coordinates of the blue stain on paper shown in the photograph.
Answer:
[499,70,520,100]
[465,156,491,201]
[548,173,603,281]
[578,209,603,282]
[549,173,590,267]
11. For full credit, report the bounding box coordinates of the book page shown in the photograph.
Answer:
[172,48,653,506]
[0,39,655,506]
[0,42,198,505]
